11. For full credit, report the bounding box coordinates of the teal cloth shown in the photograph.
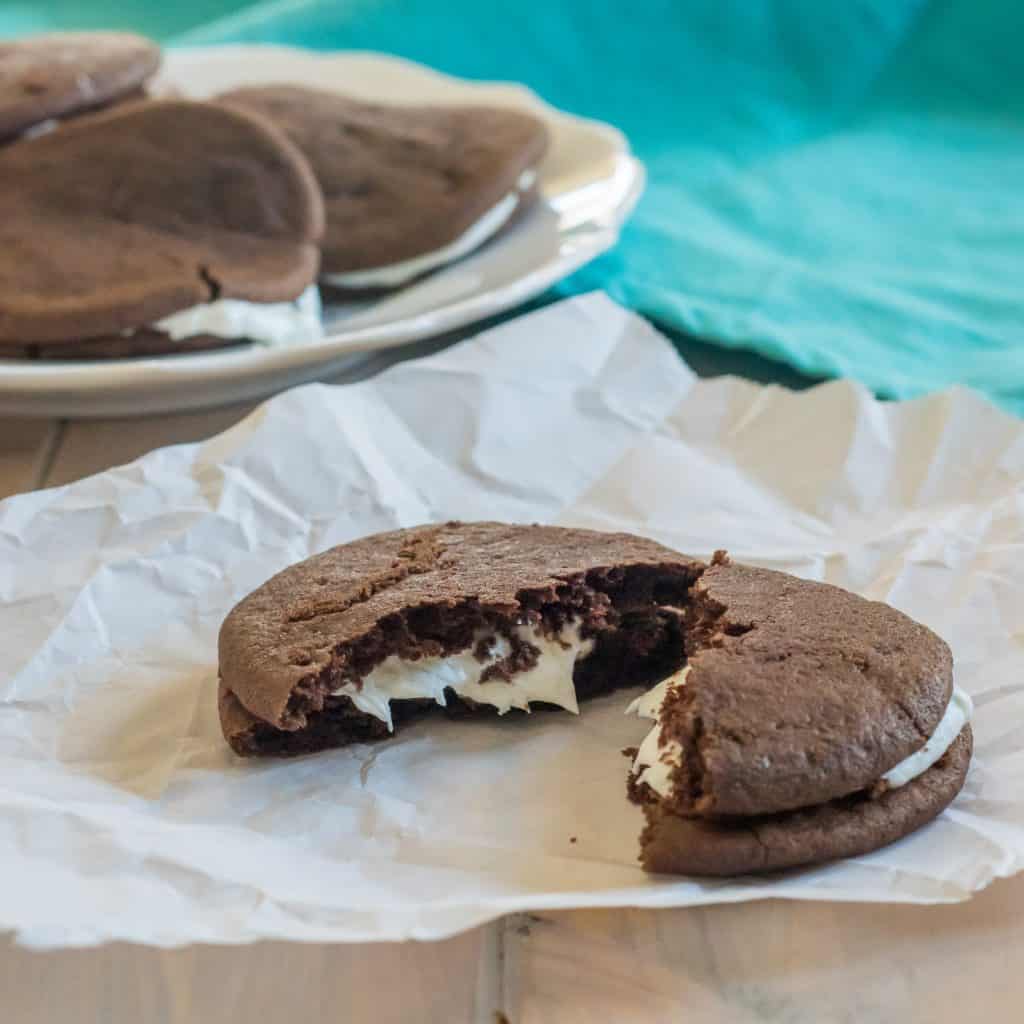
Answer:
[0,3,247,40]
[11,3,1024,410]
[174,0,1024,411]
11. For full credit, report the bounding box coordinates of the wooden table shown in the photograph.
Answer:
[2,338,1020,1023]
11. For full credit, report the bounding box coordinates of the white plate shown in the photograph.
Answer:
[0,46,644,418]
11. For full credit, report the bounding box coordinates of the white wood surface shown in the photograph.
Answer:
[0,927,499,1024]
[506,877,1024,1023]
[48,404,259,487]
[1,391,1019,1023]
[0,419,60,500]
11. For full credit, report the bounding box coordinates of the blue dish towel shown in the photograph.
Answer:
[26,2,1024,411]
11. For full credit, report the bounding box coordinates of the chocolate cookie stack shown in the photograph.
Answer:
[0,32,550,361]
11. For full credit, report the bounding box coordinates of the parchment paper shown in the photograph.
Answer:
[1,293,1020,949]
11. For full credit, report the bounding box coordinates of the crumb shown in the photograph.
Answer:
[622,745,639,759]
[569,836,577,844]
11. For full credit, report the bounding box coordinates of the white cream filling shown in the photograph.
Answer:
[628,670,973,799]
[151,284,324,348]
[321,168,539,290]
[332,620,593,732]
[19,118,59,141]
[627,667,690,797]
[881,686,973,788]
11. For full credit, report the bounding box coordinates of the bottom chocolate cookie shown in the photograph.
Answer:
[10,330,250,361]
[640,727,972,876]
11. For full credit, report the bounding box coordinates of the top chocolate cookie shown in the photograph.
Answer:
[0,31,161,141]
[218,85,549,280]
[664,560,952,817]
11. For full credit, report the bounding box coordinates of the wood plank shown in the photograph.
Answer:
[0,419,59,500]
[45,404,258,488]
[507,875,1024,1023]
[2,923,500,1024]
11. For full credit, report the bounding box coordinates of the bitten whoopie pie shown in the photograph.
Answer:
[0,99,325,359]
[218,85,549,290]
[218,522,972,876]
[626,559,973,875]
[0,31,161,142]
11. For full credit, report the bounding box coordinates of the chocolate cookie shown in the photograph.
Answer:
[10,332,247,362]
[217,85,549,289]
[0,99,324,356]
[219,522,698,754]
[218,523,972,875]
[653,560,954,817]
[627,554,973,873]
[0,32,161,141]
